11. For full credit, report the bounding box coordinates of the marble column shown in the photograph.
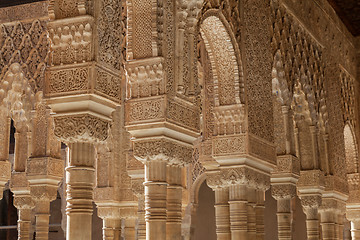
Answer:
[255,190,265,240]
[301,196,321,240]
[247,188,257,240]
[124,216,136,239]
[144,160,167,240]
[272,185,297,240]
[14,197,34,240]
[320,209,336,240]
[166,164,183,240]
[137,196,146,240]
[66,142,96,240]
[214,187,231,240]
[228,184,247,240]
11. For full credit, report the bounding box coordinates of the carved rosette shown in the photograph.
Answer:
[54,114,110,143]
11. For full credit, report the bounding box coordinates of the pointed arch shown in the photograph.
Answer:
[199,10,244,107]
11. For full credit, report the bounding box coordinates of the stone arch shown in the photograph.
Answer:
[344,123,358,174]
[199,10,243,107]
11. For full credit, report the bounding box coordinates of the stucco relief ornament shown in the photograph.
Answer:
[54,114,110,143]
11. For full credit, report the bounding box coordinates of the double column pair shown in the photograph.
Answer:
[211,183,265,240]
[144,160,184,240]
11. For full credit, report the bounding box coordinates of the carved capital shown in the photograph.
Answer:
[54,114,110,143]
[96,205,121,220]
[271,184,297,200]
[206,167,270,190]
[133,138,193,165]
[30,185,58,202]
[300,195,322,210]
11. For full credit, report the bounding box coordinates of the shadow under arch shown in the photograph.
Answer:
[189,173,216,240]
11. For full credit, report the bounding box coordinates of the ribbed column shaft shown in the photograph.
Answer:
[214,187,231,240]
[166,165,182,240]
[144,160,167,240]
[66,142,95,240]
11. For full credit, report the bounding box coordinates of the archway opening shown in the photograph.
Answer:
[193,181,216,240]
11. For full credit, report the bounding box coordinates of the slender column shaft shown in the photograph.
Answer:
[66,142,95,240]
[228,185,247,240]
[124,217,136,239]
[320,210,336,240]
[137,196,146,240]
[255,190,265,240]
[337,214,344,240]
[214,187,231,240]
[304,208,320,240]
[166,165,182,240]
[309,126,319,169]
[247,188,257,240]
[144,160,167,240]
[103,218,115,240]
[114,219,121,240]
[276,198,292,240]
[34,200,50,240]
[351,220,360,240]
[18,208,32,240]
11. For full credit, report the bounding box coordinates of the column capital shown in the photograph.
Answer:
[133,138,193,166]
[53,114,110,143]
[271,184,297,200]
[208,167,270,190]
